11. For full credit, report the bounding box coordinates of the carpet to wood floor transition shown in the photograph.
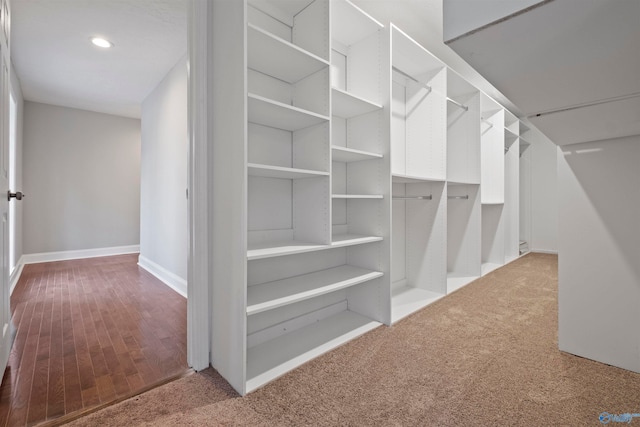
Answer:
[68,253,640,426]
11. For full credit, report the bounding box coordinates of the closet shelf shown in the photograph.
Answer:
[331,234,383,247]
[246,310,381,393]
[446,274,479,294]
[332,145,382,163]
[331,0,383,47]
[481,263,502,276]
[248,240,327,261]
[248,234,382,261]
[247,265,384,316]
[392,173,445,184]
[248,163,329,179]
[332,88,381,119]
[504,128,518,148]
[391,285,445,323]
[247,24,329,84]
[332,194,383,199]
[248,93,330,132]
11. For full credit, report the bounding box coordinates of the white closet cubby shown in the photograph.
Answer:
[518,122,532,255]
[447,183,481,293]
[447,70,480,185]
[479,94,505,274]
[212,0,525,396]
[389,26,447,323]
[503,113,521,263]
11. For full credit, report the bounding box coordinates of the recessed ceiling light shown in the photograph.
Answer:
[90,37,113,48]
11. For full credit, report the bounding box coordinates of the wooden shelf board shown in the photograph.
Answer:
[331,0,383,46]
[332,194,383,199]
[332,88,381,119]
[248,93,330,132]
[247,265,383,316]
[332,146,382,163]
[391,285,444,324]
[248,163,328,179]
[331,234,383,247]
[392,173,445,184]
[248,24,329,84]
[246,310,381,392]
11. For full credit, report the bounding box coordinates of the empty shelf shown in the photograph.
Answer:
[247,265,384,315]
[246,310,381,392]
[248,93,330,132]
[248,234,382,261]
[248,24,329,84]
[332,146,382,163]
[248,240,325,260]
[391,285,444,323]
[392,173,445,183]
[504,128,518,148]
[446,274,478,294]
[331,234,383,247]
[332,194,383,199]
[332,88,381,119]
[248,164,329,179]
[481,263,502,276]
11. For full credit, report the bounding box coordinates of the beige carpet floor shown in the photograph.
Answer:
[65,254,640,426]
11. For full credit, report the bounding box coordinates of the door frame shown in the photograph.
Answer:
[186,0,211,371]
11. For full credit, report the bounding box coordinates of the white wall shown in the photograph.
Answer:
[529,129,558,253]
[139,55,188,285]
[558,135,640,373]
[23,102,141,254]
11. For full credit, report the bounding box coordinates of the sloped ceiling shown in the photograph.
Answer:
[11,0,187,118]
[445,0,640,145]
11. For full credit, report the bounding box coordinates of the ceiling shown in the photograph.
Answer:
[11,0,188,119]
[445,0,640,145]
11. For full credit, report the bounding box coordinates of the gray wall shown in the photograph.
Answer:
[530,130,558,253]
[23,102,141,254]
[139,56,188,280]
[558,135,640,373]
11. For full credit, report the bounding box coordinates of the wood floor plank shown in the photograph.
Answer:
[0,254,187,426]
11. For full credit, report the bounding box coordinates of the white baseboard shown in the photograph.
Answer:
[22,245,140,265]
[138,255,187,298]
[9,256,25,296]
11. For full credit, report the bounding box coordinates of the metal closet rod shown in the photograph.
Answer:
[447,97,468,111]
[448,195,469,200]
[392,66,432,94]
[393,195,432,200]
[480,117,494,129]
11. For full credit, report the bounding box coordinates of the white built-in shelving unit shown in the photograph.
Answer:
[479,94,505,275]
[446,70,481,292]
[503,111,521,263]
[518,122,532,255]
[389,25,447,323]
[211,0,527,396]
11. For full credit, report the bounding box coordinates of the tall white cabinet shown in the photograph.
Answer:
[211,0,525,395]
[390,26,447,323]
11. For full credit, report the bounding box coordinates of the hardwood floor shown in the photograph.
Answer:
[0,254,188,426]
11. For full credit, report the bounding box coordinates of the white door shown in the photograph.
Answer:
[0,0,11,377]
